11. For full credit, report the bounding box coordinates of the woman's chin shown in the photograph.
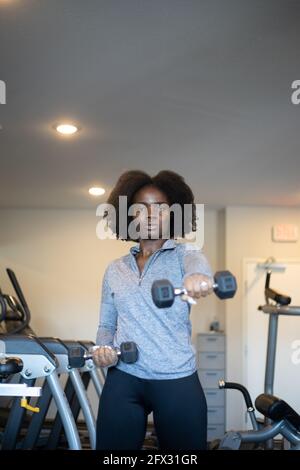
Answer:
[139,229,160,240]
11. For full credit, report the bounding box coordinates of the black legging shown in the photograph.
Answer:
[96,367,207,450]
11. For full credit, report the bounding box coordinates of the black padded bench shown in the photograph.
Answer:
[255,393,300,432]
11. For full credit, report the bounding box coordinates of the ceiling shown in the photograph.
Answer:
[0,0,300,209]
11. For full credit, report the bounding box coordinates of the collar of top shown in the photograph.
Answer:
[129,239,176,256]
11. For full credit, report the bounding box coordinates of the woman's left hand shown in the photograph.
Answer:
[184,274,214,299]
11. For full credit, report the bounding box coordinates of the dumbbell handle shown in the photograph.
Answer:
[83,345,120,361]
[174,281,218,305]
[175,282,218,295]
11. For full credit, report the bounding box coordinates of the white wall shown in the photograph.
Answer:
[225,206,300,430]
[0,209,130,340]
[0,208,221,343]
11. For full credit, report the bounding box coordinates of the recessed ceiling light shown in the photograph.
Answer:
[55,123,78,135]
[89,187,105,196]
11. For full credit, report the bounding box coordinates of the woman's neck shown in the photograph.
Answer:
[138,239,166,257]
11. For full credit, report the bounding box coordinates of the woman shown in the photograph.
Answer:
[93,170,214,450]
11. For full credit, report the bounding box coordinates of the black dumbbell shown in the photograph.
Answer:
[68,341,138,368]
[152,270,237,308]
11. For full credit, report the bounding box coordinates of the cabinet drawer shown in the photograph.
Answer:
[207,406,225,424]
[198,370,225,388]
[207,424,225,441]
[204,389,225,407]
[197,334,225,352]
[198,352,225,370]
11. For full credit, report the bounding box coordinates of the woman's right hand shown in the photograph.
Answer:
[92,345,118,368]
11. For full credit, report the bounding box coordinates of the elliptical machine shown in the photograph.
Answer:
[0,269,33,335]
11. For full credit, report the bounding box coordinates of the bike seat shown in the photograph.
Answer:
[255,393,300,431]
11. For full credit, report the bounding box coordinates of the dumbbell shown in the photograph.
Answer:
[152,270,237,308]
[68,341,138,368]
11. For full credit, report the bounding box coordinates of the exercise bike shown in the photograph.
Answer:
[218,270,300,450]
